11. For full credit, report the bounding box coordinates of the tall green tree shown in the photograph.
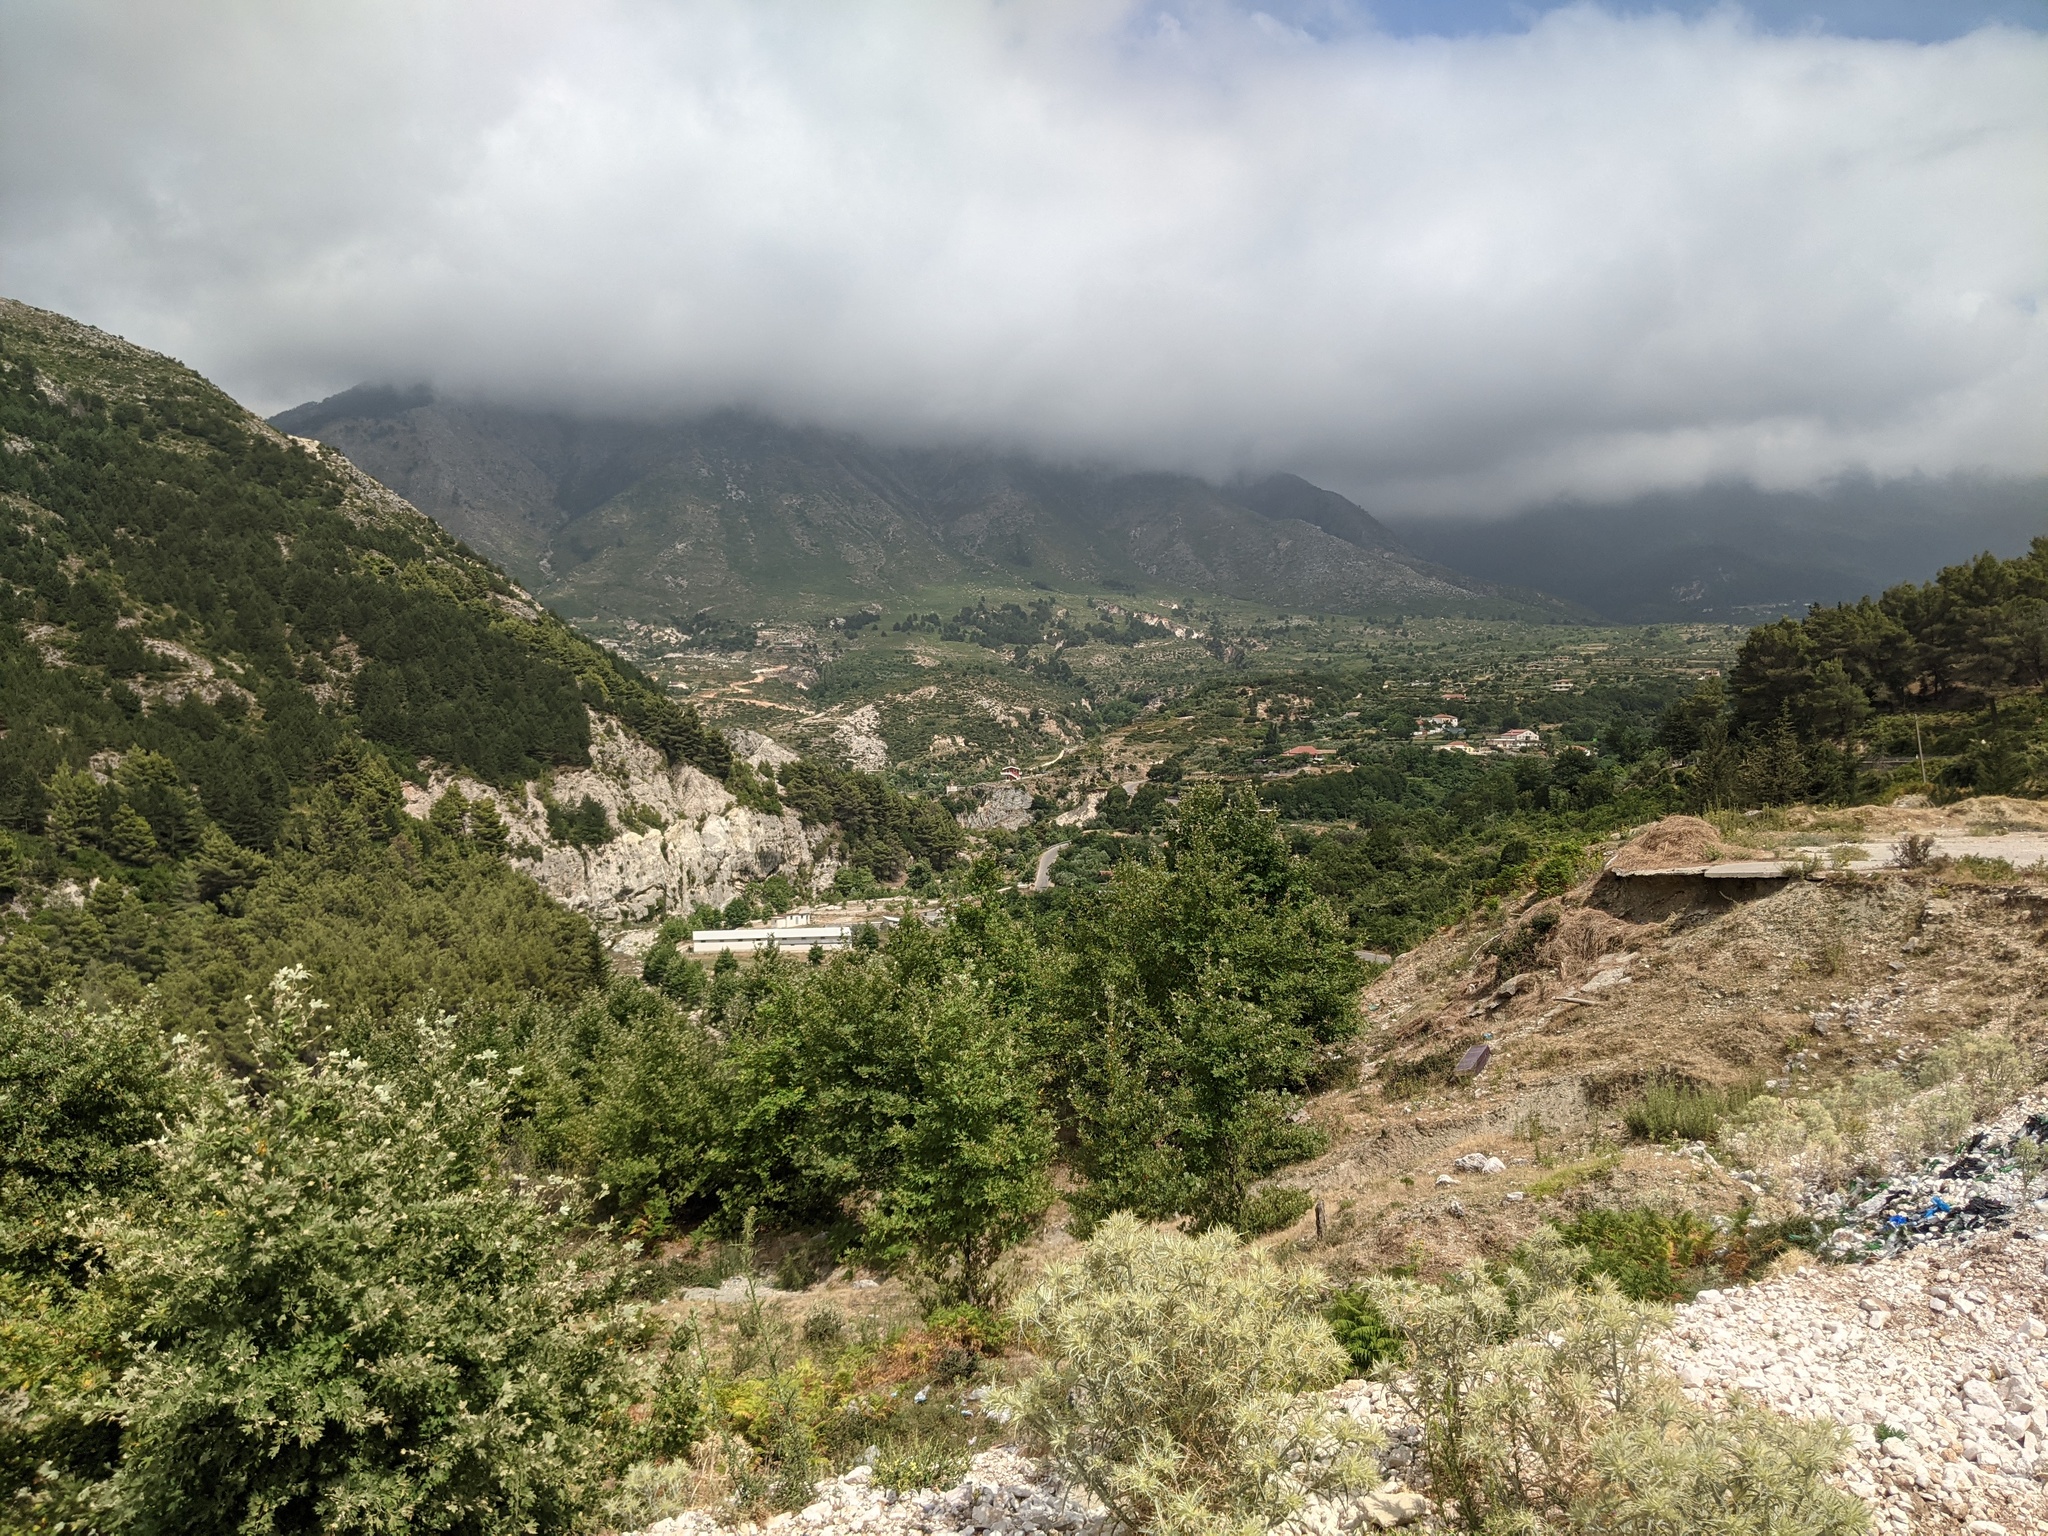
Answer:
[1043,784,1362,1230]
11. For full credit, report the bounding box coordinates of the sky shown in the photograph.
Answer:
[1,1,2043,515]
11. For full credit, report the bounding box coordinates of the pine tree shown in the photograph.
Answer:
[103,802,159,865]
[468,795,510,854]
[429,785,471,839]
[43,766,105,856]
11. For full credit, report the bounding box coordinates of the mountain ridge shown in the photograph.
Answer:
[270,388,1563,623]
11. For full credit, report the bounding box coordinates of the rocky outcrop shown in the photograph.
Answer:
[959,784,1032,831]
[402,712,833,924]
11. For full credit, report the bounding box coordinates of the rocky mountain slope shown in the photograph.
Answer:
[1278,798,2048,1281]
[0,297,829,945]
[268,389,1553,623]
[401,713,829,925]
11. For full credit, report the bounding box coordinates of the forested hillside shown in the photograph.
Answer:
[0,298,729,1035]
[1663,536,2048,803]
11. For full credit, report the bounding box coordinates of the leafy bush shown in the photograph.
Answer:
[0,995,193,1276]
[1532,849,1583,896]
[872,1434,971,1494]
[1621,1081,1758,1145]
[1379,1043,1473,1101]
[89,970,630,1534]
[1003,1214,1379,1536]
[1491,908,1560,980]
[1237,1185,1313,1235]
[0,995,202,1522]
[1548,1209,1721,1302]
[800,1307,845,1347]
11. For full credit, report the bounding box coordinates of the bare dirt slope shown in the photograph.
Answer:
[1274,799,2048,1280]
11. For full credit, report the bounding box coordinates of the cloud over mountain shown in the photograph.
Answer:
[2,1,2042,512]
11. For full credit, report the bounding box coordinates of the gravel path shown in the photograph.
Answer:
[1664,1232,2048,1535]
[630,1445,1429,1536]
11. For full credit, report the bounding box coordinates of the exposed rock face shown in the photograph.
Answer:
[402,712,833,924]
[959,784,1032,831]
[728,728,801,768]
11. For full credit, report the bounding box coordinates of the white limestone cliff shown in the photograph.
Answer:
[401,712,834,924]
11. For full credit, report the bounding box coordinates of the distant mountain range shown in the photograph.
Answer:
[269,388,1552,622]
[272,386,2042,629]
[1388,477,2045,624]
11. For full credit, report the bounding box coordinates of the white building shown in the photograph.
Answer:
[693,915,899,954]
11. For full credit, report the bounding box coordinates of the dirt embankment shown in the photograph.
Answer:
[1268,803,2048,1280]
[1602,813,1768,872]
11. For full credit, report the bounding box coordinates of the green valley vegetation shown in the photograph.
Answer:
[502,783,1358,1253]
[2,785,1368,1531]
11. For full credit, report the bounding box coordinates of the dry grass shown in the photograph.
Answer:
[1283,796,2048,1280]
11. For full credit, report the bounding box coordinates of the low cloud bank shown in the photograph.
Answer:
[1,1,2042,512]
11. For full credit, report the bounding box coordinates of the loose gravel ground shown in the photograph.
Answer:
[1665,1232,2048,1535]
[631,1444,1430,1536]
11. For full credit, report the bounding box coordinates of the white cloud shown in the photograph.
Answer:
[1,0,2041,513]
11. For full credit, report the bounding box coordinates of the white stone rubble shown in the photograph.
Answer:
[1664,1232,2048,1534]
[627,1391,1433,1536]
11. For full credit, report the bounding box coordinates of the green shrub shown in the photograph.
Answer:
[1533,849,1583,896]
[640,1321,713,1461]
[0,994,202,1521]
[1380,1043,1471,1100]
[922,1302,1011,1354]
[872,1434,971,1494]
[1549,1209,1721,1302]
[1622,1080,1760,1144]
[801,1306,846,1347]
[0,995,195,1276]
[1237,1185,1313,1235]
[1325,1288,1403,1374]
[1491,909,1559,980]
[93,969,631,1534]
[1003,1214,1379,1536]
